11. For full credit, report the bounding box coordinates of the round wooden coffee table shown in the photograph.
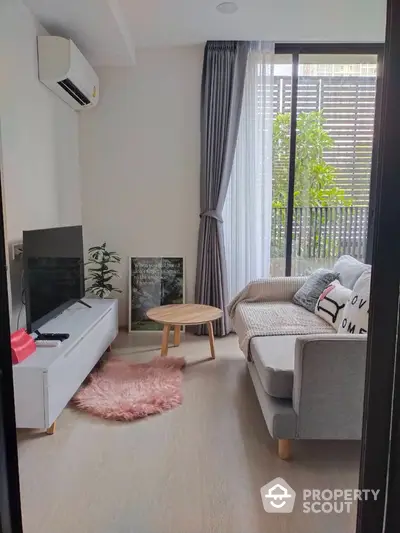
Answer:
[147,304,223,358]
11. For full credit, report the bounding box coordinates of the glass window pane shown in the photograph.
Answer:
[292,54,378,275]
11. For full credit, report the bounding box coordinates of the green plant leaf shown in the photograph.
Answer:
[86,242,122,295]
[273,109,350,209]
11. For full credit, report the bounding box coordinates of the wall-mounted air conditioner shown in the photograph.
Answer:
[38,36,99,111]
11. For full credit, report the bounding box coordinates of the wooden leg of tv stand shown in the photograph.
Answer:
[46,421,56,435]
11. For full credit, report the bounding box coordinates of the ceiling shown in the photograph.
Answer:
[24,0,386,67]
[23,0,135,66]
[121,0,386,48]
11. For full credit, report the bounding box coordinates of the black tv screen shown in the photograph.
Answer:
[23,226,84,333]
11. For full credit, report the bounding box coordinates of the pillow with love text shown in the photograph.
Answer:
[338,270,370,335]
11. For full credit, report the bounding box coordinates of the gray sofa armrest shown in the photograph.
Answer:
[293,334,367,439]
[227,276,308,317]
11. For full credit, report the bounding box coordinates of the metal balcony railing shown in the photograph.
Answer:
[271,206,369,262]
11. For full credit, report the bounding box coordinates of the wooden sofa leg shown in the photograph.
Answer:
[278,439,292,460]
[46,421,56,435]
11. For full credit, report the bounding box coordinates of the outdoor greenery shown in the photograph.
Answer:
[272,110,352,208]
[86,243,122,298]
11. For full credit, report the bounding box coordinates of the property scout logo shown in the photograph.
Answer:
[260,478,296,513]
[260,478,379,514]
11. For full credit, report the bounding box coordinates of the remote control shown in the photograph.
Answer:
[35,340,62,348]
[34,332,70,341]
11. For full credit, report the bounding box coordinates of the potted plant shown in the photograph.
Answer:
[86,243,122,298]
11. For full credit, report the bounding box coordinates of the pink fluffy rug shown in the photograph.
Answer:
[73,356,185,421]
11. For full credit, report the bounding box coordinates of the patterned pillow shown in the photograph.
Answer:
[338,270,370,334]
[293,269,339,313]
[315,280,352,331]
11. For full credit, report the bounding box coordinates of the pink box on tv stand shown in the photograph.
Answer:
[11,329,36,364]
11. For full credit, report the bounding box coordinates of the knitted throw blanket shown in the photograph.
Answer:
[227,277,334,357]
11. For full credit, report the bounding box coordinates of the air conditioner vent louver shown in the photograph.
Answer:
[57,78,90,106]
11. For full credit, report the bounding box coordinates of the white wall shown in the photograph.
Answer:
[54,102,81,227]
[0,0,81,330]
[80,46,203,326]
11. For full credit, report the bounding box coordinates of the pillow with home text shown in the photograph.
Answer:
[338,270,370,335]
[315,280,351,331]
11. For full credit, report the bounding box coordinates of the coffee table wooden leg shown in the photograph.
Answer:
[173,325,181,347]
[161,325,170,356]
[207,322,216,359]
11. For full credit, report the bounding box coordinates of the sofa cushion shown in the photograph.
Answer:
[338,270,370,334]
[293,268,339,313]
[234,301,334,355]
[250,336,298,399]
[333,255,371,290]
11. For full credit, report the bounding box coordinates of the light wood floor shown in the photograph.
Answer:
[17,332,361,533]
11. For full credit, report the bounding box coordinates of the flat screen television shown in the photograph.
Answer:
[23,225,85,333]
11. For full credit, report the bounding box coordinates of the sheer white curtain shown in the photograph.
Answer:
[223,42,275,301]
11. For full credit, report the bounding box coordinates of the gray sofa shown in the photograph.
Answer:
[229,256,370,460]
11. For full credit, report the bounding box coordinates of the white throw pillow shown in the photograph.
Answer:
[315,280,352,331]
[333,255,371,290]
[338,270,370,335]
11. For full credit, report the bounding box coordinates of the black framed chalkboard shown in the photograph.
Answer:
[129,257,185,331]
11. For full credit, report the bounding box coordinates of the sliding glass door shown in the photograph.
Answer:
[224,44,382,301]
[271,47,381,278]
[291,54,378,274]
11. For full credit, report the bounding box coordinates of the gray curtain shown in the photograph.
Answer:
[195,41,249,336]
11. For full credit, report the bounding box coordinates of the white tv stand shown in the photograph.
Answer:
[13,298,118,433]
